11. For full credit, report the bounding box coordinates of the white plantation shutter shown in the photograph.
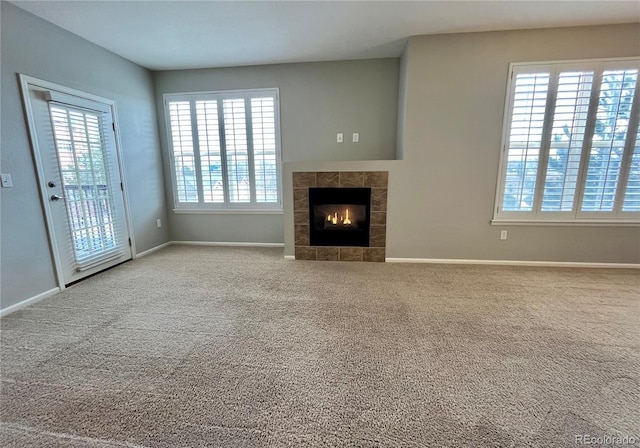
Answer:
[251,97,278,203]
[580,69,638,214]
[542,70,594,212]
[165,89,281,210]
[502,68,550,213]
[622,129,640,211]
[223,99,250,203]
[168,101,198,203]
[496,58,640,222]
[195,100,224,204]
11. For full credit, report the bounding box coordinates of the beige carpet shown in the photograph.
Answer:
[1,246,639,447]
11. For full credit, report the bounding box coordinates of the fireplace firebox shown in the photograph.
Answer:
[309,188,371,247]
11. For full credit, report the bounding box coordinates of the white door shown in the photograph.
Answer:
[21,78,132,286]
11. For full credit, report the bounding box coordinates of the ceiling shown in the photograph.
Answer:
[10,0,640,71]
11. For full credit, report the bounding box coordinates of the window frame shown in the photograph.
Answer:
[163,88,283,212]
[493,57,640,225]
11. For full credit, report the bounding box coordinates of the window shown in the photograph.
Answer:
[164,89,282,211]
[494,59,640,223]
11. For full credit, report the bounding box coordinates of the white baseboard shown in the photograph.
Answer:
[137,241,284,258]
[135,242,172,258]
[385,258,640,269]
[173,241,284,247]
[0,287,61,317]
[147,246,638,268]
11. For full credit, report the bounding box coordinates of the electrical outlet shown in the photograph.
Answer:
[352,132,359,143]
[500,230,508,240]
[156,219,162,228]
[0,173,13,188]
[337,133,343,143]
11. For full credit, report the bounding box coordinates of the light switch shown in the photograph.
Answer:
[0,173,13,188]
[352,132,359,143]
[337,133,343,143]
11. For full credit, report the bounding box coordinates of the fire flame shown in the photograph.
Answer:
[326,209,352,225]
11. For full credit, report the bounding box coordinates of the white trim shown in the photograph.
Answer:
[173,241,284,247]
[385,258,640,269]
[284,255,295,260]
[0,288,61,317]
[18,75,66,291]
[490,219,640,226]
[510,56,640,68]
[110,105,137,259]
[19,75,117,107]
[164,87,281,98]
[493,63,516,220]
[173,208,283,215]
[138,241,285,254]
[135,242,172,258]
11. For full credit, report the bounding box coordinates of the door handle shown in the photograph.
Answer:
[50,194,66,201]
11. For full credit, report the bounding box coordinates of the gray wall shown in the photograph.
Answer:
[1,2,169,310]
[154,59,400,243]
[397,24,640,263]
[285,24,640,263]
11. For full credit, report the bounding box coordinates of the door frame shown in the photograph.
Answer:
[19,74,137,290]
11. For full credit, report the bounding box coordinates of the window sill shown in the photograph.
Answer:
[490,219,640,227]
[173,209,283,215]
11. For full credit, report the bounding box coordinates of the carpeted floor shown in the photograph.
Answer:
[1,246,639,447]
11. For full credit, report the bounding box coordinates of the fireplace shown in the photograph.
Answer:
[293,171,388,262]
[309,188,371,247]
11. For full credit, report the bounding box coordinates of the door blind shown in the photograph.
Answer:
[49,104,124,267]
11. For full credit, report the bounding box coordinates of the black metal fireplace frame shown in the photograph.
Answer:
[308,187,371,247]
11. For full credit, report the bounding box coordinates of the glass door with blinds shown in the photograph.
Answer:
[21,77,132,287]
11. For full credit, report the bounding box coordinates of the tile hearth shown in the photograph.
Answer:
[293,171,388,262]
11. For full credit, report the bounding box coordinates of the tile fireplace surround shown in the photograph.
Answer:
[293,171,388,262]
